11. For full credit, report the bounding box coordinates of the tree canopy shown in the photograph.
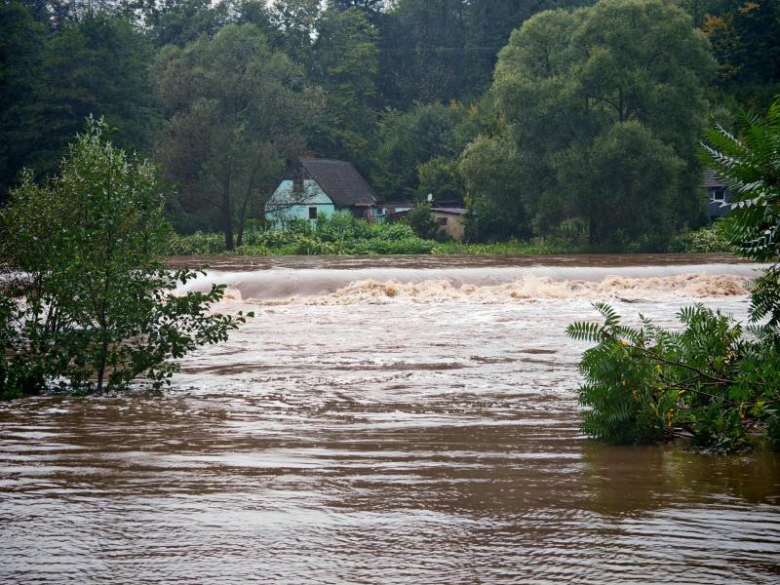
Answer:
[1,0,776,247]
[154,23,322,249]
[463,0,716,247]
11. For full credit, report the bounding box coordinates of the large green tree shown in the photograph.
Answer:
[309,7,379,167]
[1,6,154,197]
[155,23,322,249]
[41,11,155,163]
[0,1,47,199]
[369,101,479,202]
[463,0,716,247]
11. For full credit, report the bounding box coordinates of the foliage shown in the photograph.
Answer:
[2,0,778,250]
[702,1,780,91]
[568,303,779,452]
[569,98,780,453]
[309,7,379,167]
[668,223,732,253]
[1,6,154,197]
[0,118,248,397]
[370,101,479,202]
[700,101,780,261]
[163,213,435,256]
[402,203,440,240]
[465,0,716,247]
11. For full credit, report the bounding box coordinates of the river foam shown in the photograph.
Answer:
[179,263,761,305]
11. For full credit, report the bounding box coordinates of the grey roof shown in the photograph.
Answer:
[703,169,726,188]
[299,158,377,207]
[432,207,467,215]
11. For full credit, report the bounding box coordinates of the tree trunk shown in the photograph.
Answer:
[589,217,599,246]
[222,178,234,251]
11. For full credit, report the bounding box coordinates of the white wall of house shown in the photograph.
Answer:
[266,179,336,225]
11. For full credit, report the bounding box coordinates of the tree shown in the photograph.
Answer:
[309,7,379,167]
[567,98,780,453]
[138,0,236,47]
[467,0,716,248]
[269,0,322,65]
[402,202,439,240]
[0,118,248,397]
[702,0,780,93]
[154,23,323,250]
[5,9,156,188]
[0,1,47,199]
[370,102,476,201]
[376,0,466,106]
[459,134,530,242]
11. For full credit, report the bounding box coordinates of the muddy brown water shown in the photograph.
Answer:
[2,255,779,584]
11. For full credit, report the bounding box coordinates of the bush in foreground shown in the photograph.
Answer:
[568,99,780,453]
[0,118,249,398]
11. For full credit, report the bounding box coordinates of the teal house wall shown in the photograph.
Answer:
[266,179,336,226]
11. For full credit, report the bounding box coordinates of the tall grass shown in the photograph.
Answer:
[163,213,435,256]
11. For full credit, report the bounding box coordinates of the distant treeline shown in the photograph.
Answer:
[1,0,778,249]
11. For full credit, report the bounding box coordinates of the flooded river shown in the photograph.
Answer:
[2,255,779,584]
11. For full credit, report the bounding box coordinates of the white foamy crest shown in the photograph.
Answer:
[256,273,750,305]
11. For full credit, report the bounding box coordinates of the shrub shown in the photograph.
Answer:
[568,99,780,453]
[668,223,731,253]
[402,202,440,240]
[568,303,778,452]
[0,118,249,397]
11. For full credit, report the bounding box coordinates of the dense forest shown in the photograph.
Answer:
[1,0,779,249]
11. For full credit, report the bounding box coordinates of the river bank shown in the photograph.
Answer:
[162,221,730,257]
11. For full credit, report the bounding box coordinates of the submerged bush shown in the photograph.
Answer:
[0,118,249,398]
[568,303,779,452]
[568,99,780,453]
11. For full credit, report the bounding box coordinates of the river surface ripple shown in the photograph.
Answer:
[1,255,779,584]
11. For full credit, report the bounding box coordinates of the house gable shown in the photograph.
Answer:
[266,178,335,224]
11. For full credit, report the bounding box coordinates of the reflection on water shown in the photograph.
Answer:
[1,256,779,584]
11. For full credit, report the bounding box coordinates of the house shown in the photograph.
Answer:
[430,206,467,241]
[266,158,377,225]
[704,169,731,219]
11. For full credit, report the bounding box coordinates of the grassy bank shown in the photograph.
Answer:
[163,215,731,257]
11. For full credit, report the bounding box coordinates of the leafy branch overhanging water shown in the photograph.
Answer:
[568,99,780,454]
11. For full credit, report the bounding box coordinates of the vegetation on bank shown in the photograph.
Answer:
[568,100,780,454]
[162,217,730,257]
[0,119,248,401]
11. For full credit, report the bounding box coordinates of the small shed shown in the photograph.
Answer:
[704,169,731,219]
[266,158,377,225]
[430,207,467,241]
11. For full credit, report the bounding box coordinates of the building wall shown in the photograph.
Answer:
[266,179,336,225]
[431,211,465,241]
[706,186,731,219]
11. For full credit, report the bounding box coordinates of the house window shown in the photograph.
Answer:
[308,206,318,220]
[293,179,304,193]
[438,217,448,226]
[711,188,726,202]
